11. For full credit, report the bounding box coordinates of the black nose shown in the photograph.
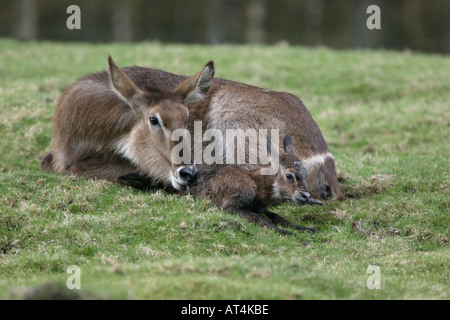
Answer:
[294,190,310,204]
[300,191,310,199]
[178,166,198,183]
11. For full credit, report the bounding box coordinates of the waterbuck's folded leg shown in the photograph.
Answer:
[68,156,138,182]
[263,210,318,233]
[117,171,164,190]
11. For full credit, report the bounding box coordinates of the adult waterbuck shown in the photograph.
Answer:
[41,56,215,190]
[114,63,342,200]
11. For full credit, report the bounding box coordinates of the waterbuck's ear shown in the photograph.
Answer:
[174,61,215,103]
[108,55,144,108]
[283,135,296,156]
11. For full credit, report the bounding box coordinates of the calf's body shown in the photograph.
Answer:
[185,136,321,236]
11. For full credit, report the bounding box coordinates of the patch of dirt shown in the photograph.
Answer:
[351,220,405,239]
[337,171,351,183]
[388,227,401,235]
[352,219,380,239]
[1,240,19,255]
[22,283,82,300]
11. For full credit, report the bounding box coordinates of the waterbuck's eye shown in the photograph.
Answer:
[285,173,294,181]
[149,116,159,126]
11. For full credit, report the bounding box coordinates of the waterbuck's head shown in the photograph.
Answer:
[108,56,215,190]
[271,135,322,205]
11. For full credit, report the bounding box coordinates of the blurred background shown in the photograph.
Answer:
[0,0,449,54]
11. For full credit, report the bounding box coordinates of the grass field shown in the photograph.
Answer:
[0,39,448,299]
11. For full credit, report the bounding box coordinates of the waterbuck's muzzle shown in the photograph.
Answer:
[171,165,198,190]
[178,165,198,184]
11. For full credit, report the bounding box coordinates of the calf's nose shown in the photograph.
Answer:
[300,191,310,199]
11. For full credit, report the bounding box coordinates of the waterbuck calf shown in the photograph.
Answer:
[187,135,322,236]
[41,56,215,190]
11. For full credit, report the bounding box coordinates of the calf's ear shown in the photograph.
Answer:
[283,135,296,156]
[174,61,215,103]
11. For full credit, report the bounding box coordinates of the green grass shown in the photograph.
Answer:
[0,39,448,299]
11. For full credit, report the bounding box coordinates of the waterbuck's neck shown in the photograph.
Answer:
[248,168,279,207]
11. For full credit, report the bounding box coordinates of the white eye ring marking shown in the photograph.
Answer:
[149,113,171,137]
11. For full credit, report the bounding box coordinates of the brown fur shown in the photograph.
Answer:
[188,136,320,236]
[43,59,341,199]
[99,65,342,200]
[43,57,215,189]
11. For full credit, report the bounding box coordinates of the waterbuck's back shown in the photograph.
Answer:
[112,67,330,156]
[203,83,340,199]
[52,72,138,174]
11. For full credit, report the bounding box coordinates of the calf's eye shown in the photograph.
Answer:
[285,173,294,181]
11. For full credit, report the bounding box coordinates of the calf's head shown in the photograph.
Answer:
[108,56,215,189]
[272,135,323,205]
